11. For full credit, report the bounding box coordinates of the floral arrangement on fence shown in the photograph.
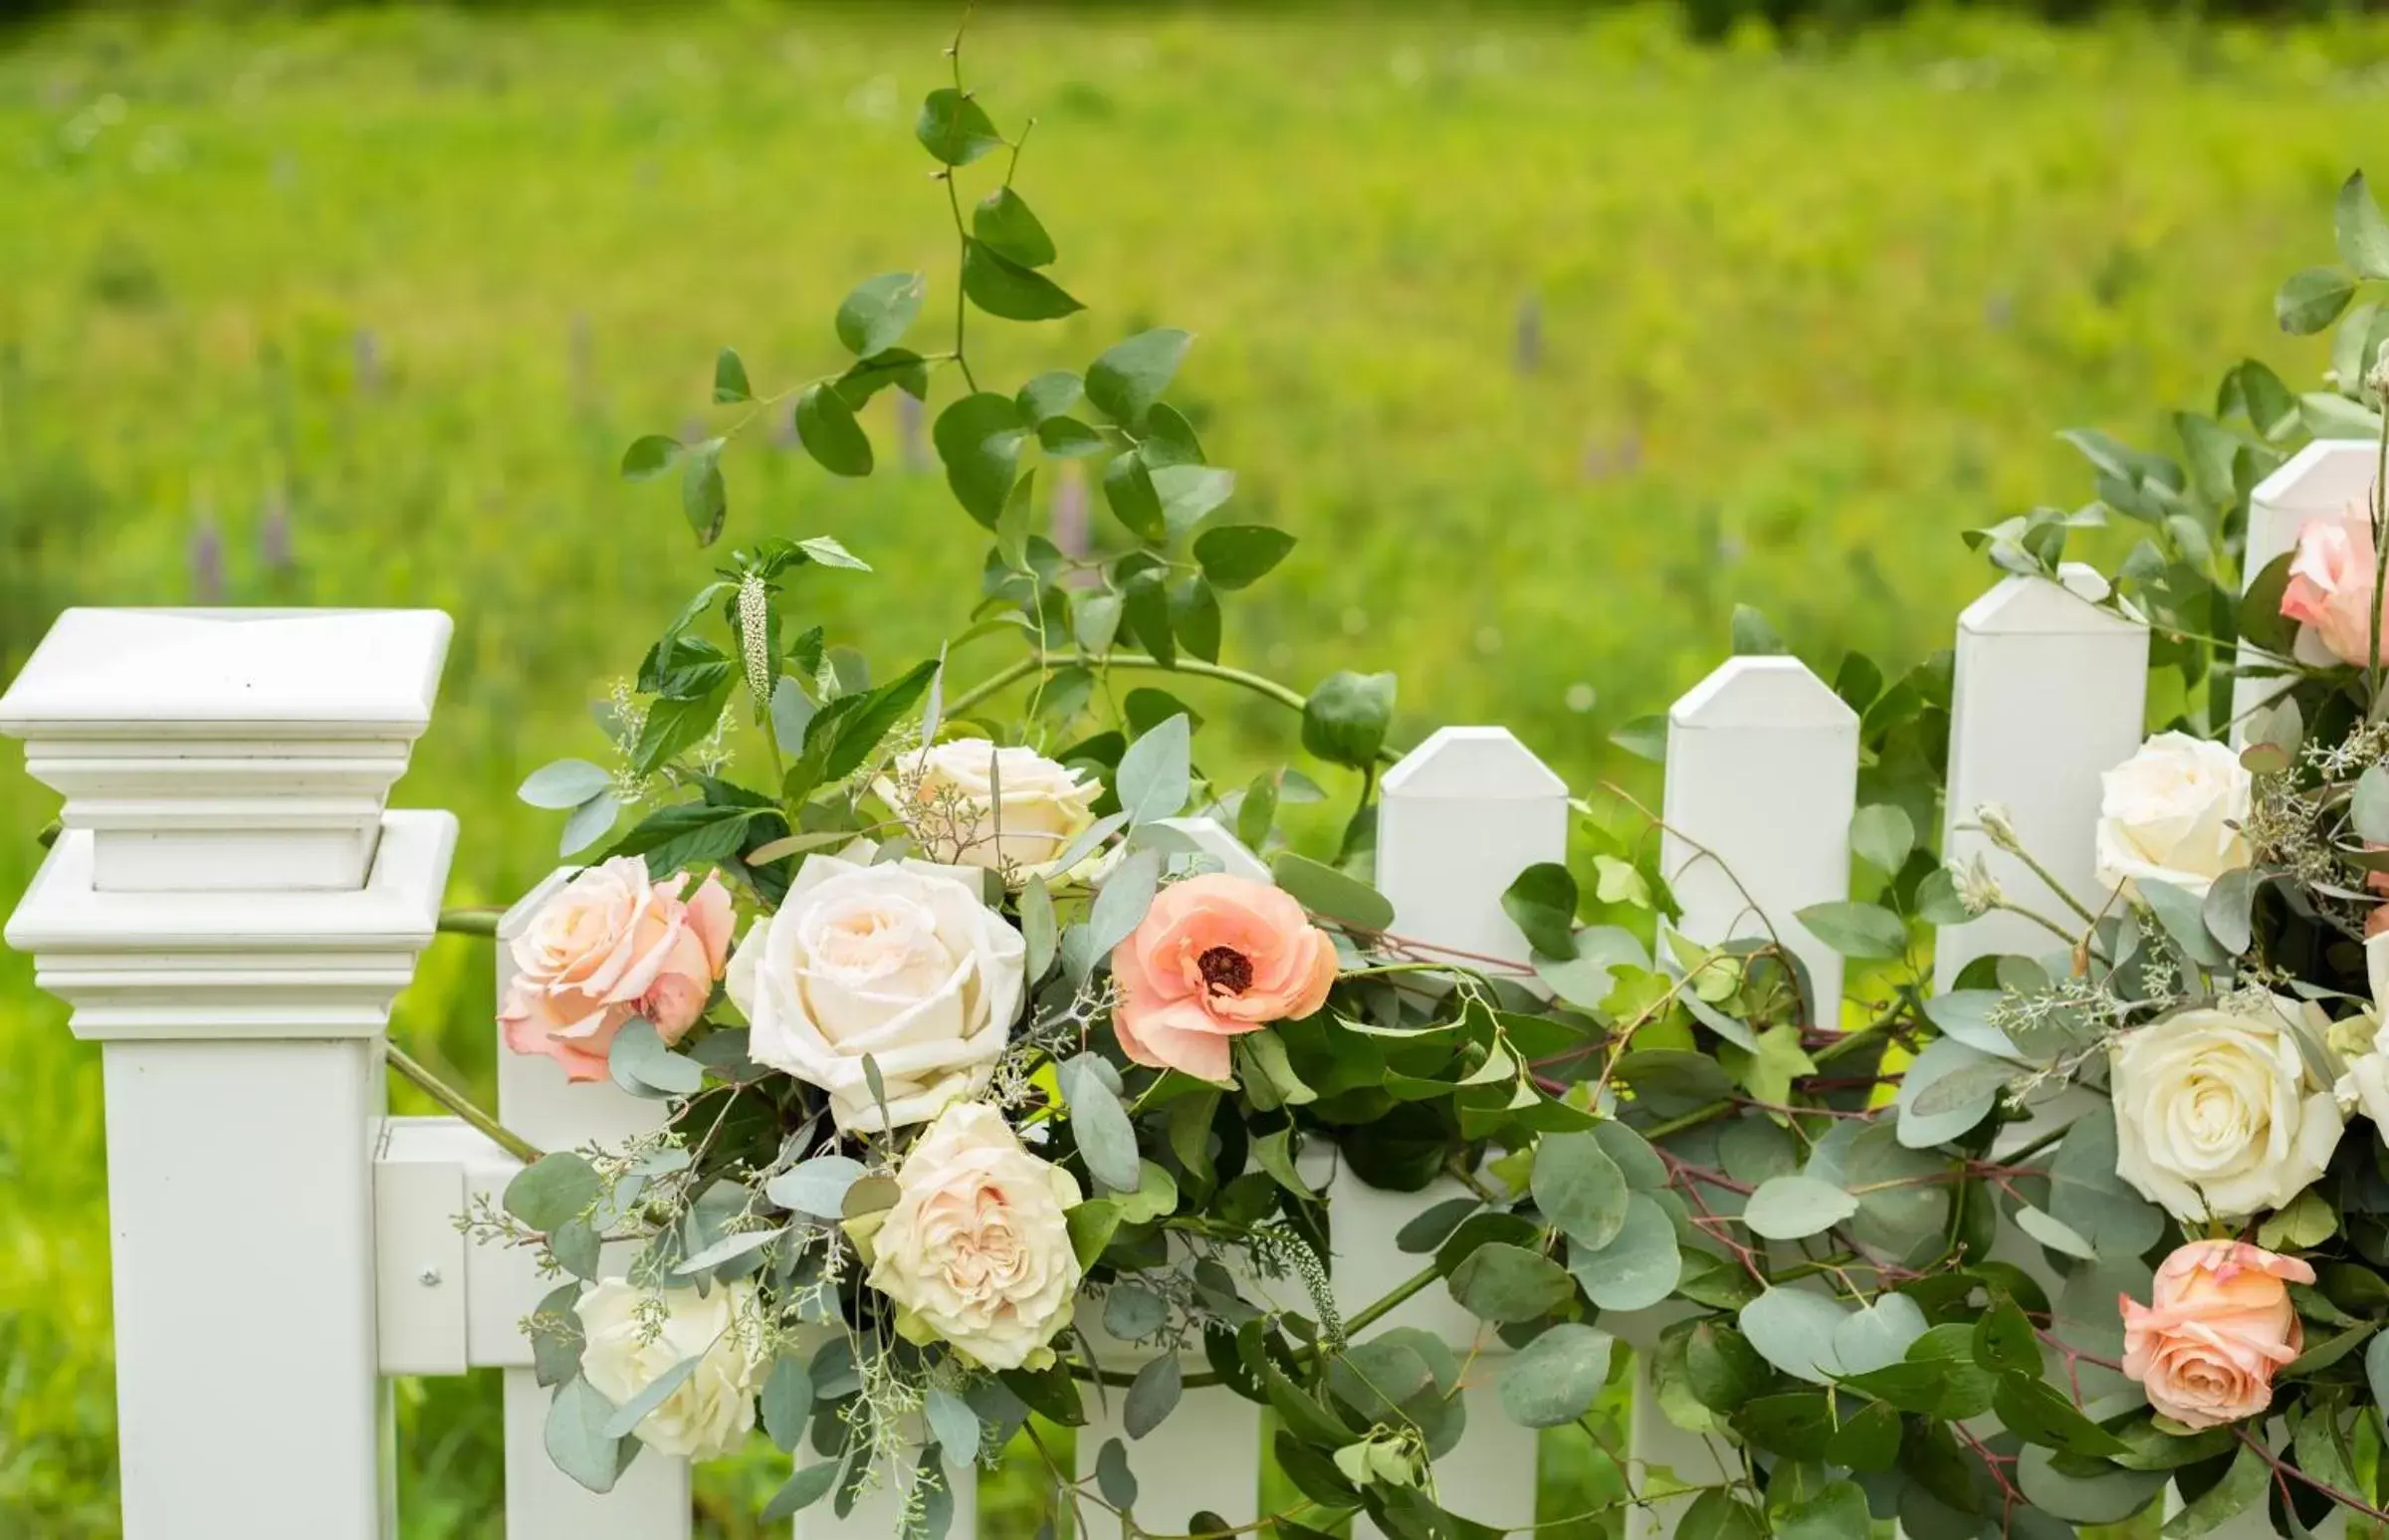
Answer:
[1872,176,2389,1535]
[425,16,2389,1539]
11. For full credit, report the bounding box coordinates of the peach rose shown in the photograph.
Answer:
[2119,1239,2313,1429]
[501,857,736,1081]
[1109,873,1339,1081]
[2281,511,2386,668]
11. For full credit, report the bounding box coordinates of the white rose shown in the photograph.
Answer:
[2093,732,2252,899]
[728,853,1024,1133]
[2110,998,2346,1222]
[860,1101,1083,1370]
[877,739,1102,881]
[2335,932,2389,1138]
[574,1278,762,1460]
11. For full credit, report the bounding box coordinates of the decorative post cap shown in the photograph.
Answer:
[0,608,452,892]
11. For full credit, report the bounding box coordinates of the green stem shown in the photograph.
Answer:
[386,1043,543,1165]
[947,651,1403,765]
[438,907,503,938]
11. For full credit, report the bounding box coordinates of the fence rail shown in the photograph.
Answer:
[7,437,2366,1540]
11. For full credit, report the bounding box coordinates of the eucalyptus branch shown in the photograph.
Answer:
[438,906,504,938]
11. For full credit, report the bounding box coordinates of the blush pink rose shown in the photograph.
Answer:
[2280,512,2387,668]
[500,857,736,1081]
[1109,873,1339,1082]
[2119,1239,2313,1430]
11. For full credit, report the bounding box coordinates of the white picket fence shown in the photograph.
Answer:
[2,443,2361,1539]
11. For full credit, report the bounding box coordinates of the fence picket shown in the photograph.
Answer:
[1338,727,1569,1536]
[1935,569,2148,990]
[1645,656,1859,1538]
[495,872,693,1539]
[2235,441,2380,733]
[1660,657,1860,1015]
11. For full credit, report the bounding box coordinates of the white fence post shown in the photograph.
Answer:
[1661,657,1860,1015]
[0,608,456,1540]
[493,871,697,1538]
[1336,727,1569,1537]
[1646,656,1858,1538]
[1936,570,2148,989]
[2236,442,2381,731]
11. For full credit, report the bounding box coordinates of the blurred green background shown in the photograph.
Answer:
[3,2,2385,1534]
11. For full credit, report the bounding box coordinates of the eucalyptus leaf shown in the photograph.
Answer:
[1743,1176,1859,1240]
[1059,1052,1143,1193]
[1087,848,1163,959]
[1497,1323,1614,1429]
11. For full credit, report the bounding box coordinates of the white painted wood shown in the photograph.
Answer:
[1,603,458,1540]
[1376,726,1570,972]
[0,607,450,890]
[1936,569,2148,989]
[1077,1378,1260,1534]
[1338,727,1568,1538]
[2237,441,2382,731]
[1662,657,1860,1016]
[1159,813,1272,882]
[374,1116,474,1377]
[495,871,692,1538]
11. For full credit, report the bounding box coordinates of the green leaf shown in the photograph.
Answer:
[1447,1241,1573,1323]
[1021,876,1057,982]
[1532,1130,1629,1250]
[794,382,873,478]
[1566,1192,1682,1311]
[923,1386,978,1465]
[764,1154,864,1217]
[1169,575,1220,664]
[1094,1436,1138,1509]
[544,1377,627,1494]
[1193,525,1296,590]
[1730,604,1787,655]
[602,1352,703,1438]
[712,347,751,403]
[2138,876,2228,968]
[608,1019,704,1096]
[933,393,1025,529]
[1087,329,1194,431]
[1501,862,1579,960]
[680,436,727,546]
[962,240,1083,323]
[1271,850,1393,931]
[1793,900,1906,960]
[620,434,680,481]
[1060,1052,1143,1192]
[2048,1105,2165,1257]
[835,272,928,358]
[2278,266,2358,334]
[1610,715,1667,763]
[760,1355,813,1453]
[1120,569,1175,668]
[760,1461,842,1522]
[914,88,1001,165]
[1303,671,1396,770]
[1016,370,1083,424]
[1996,1373,2129,1457]
[1103,450,1167,543]
[1849,803,1915,875]
[1087,848,1163,962]
[1156,464,1236,540]
[1124,1353,1182,1438]
[973,186,1055,268]
[2367,1327,2389,1414]
[1743,1175,1859,1240]
[1737,1288,1850,1385]
[2164,1439,2268,1536]
[1116,714,1192,826]
[506,1153,598,1231]
[2339,170,2389,280]
[832,348,929,409]
[1497,1323,1614,1429]
[1774,1478,1868,1540]
[520,759,612,809]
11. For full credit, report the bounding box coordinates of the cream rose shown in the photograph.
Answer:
[2335,932,2389,1138]
[878,739,1103,881]
[2093,732,2252,899]
[2110,998,2346,1222]
[860,1102,1082,1371]
[727,853,1024,1133]
[574,1278,762,1460]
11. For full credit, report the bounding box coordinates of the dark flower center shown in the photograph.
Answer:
[1197,946,1254,996]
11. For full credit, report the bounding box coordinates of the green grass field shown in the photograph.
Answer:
[3,3,2387,1532]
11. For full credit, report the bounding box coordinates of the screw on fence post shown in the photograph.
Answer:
[0,607,456,1540]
